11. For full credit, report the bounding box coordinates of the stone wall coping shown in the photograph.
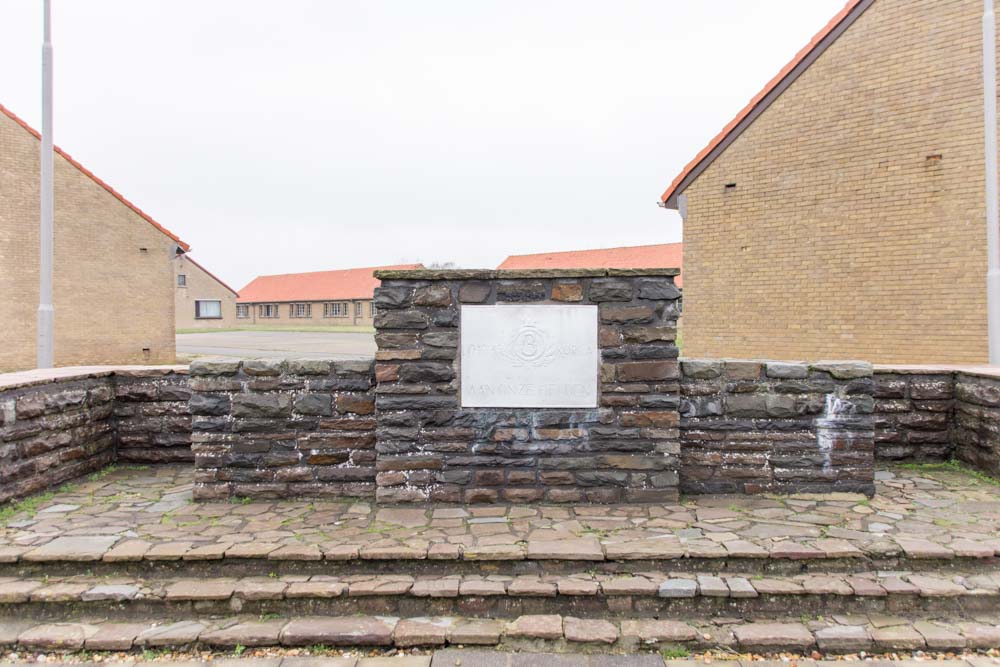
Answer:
[874,364,1000,380]
[188,356,374,376]
[679,358,874,378]
[373,268,681,280]
[0,364,188,392]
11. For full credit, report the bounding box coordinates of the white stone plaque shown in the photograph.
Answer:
[460,305,599,408]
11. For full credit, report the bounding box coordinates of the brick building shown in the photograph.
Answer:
[0,104,189,372]
[174,255,239,330]
[660,0,995,364]
[237,264,423,328]
[498,243,683,287]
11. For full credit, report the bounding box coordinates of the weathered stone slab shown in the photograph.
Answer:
[135,620,206,647]
[82,584,140,601]
[84,622,152,650]
[619,619,697,643]
[0,580,41,603]
[871,625,925,650]
[563,617,618,644]
[394,618,450,646]
[506,615,563,640]
[526,538,603,560]
[814,625,871,651]
[658,578,697,598]
[280,616,396,646]
[201,620,286,647]
[447,620,505,645]
[18,623,99,650]
[23,536,119,562]
[734,623,814,650]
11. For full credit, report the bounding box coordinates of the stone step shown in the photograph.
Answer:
[2,534,997,578]
[2,612,999,653]
[3,570,1000,621]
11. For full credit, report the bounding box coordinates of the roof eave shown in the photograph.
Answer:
[657,0,872,210]
[0,103,191,252]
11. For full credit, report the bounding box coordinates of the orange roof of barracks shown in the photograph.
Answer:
[659,0,869,209]
[238,264,425,303]
[0,103,191,252]
[498,243,683,287]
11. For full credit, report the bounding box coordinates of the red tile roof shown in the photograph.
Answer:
[183,256,238,296]
[498,243,683,287]
[659,0,868,209]
[238,264,425,303]
[0,103,191,252]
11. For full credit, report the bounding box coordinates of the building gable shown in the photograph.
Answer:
[0,103,189,251]
[659,0,872,209]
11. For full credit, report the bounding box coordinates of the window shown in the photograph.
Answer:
[290,303,312,318]
[259,304,279,318]
[236,304,250,319]
[355,302,363,317]
[177,274,186,287]
[370,301,376,317]
[195,300,222,319]
[323,302,347,318]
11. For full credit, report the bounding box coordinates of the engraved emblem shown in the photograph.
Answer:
[499,323,558,367]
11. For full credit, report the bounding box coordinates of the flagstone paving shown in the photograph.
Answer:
[0,655,993,667]
[2,612,1000,653]
[1,465,1000,564]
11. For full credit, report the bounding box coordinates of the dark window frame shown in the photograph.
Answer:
[195,299,222,319]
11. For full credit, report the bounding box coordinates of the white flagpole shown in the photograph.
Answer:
[37,0,54,368]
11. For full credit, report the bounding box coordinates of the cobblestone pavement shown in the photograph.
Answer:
[2,465,1000,564]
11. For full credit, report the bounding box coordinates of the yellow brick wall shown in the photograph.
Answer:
[0,112,178,372]
[681,0,992,364]
[174,256,239,329]
[238,300,375,327]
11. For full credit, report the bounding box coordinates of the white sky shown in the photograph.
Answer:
[1,0,846,290]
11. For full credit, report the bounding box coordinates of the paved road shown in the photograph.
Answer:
[176,330,376,360]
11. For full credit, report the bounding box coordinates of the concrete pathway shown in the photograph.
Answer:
[175,331,375,360]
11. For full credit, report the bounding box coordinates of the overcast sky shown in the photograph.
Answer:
[1,1,846,289]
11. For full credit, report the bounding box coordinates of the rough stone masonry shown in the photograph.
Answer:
[0,367,189,505]
[371,268,682,503]
[183,269,882,503]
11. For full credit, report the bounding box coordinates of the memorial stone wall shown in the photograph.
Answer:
[371,269,684,503]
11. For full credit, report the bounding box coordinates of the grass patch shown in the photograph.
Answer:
[86,464,124,482]
[660,645,691,659]
[899,459,1000,487]
[142,648,172,661]
[0,488,59,527]
[365,521,397,535]
[176,325,374,334]
[306,645,334,656]
[0,463,144,527]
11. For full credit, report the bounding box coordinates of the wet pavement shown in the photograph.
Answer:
[2,464,999,564]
